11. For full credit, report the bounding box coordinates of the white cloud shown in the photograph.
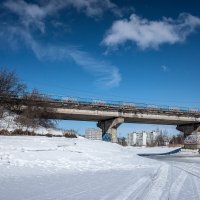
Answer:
[61,0,121,17]
[4,0,47,32]
[102,13,200,49]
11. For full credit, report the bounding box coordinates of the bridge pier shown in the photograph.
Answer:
[176,123,200,137]
[97,117,124,143]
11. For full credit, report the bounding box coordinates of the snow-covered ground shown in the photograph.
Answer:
[0,136,159,171]
[0,136,200,200]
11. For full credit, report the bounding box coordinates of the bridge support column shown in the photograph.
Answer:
[97,117,124,143]
[176,123,200,137]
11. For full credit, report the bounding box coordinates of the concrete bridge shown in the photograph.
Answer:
[1,96,200,142]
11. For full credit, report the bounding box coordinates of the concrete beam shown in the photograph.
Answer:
[97,117,124,143]
[49,108,200,125]
[176,123,200,137]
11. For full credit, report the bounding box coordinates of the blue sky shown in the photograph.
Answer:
[0,0,200,136]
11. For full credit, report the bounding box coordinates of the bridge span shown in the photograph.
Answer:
[1,96,200,142]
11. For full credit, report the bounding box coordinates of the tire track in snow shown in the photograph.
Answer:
[168,170,188,200]
[142,164,169,200]
[100,176,150,200]
[173,164,200,200]
[99,167,160,200]
[173,164,200,179]
[193,176,200,200]
[190,176,200,200]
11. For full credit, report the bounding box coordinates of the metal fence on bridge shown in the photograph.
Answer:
[44,94,200,114]
[1,94,200,115]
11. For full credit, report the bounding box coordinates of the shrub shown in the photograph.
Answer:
[45,133,53,137]
[63,132,77,138]
[0,129,10,135]
[11,129,36,136]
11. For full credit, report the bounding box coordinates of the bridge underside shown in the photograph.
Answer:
[44,108,200,141]
[46,111,199,125]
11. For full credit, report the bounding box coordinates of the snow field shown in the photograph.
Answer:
[1,136,200,200]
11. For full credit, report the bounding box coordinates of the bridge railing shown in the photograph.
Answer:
[44,95,200,114]
[1,94,200,114]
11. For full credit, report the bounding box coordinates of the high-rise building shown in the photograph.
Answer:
[85,128,102,140]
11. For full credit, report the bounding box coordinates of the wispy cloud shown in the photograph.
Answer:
[161,65,168,72]
[35,43,121,88]
[102,13,200,49]
[1,0,122,88]
[41,46,121,88]
[66,49,121,87]
[1,26,121,88]
[3,0,122,33]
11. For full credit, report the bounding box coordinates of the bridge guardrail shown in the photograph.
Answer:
[0,94,200,114]
[52,96,200,114]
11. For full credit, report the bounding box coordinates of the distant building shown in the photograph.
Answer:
[127,131,160,146]
[127,132,137,146]
[85,128,102,140]
[127,132,147,146]
[135,132,147,146]
[146,131,160,146]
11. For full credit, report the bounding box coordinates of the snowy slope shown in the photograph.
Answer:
[0,113,64,135]
[0,136,158,171]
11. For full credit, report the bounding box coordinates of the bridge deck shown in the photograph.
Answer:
[1,96,200,125]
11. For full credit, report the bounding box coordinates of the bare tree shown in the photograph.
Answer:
[0,68,26,117]
[15,89,56,130]
[0,68,26,97]
[155,134,166,146]
[169,133,184,146]
[0,69,57,131]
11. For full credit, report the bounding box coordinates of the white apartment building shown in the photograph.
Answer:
[85,128,102,140]
[146,131,160,146]
[127,131,160,146]
[127,132,137,146]
[127,132,147,146]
